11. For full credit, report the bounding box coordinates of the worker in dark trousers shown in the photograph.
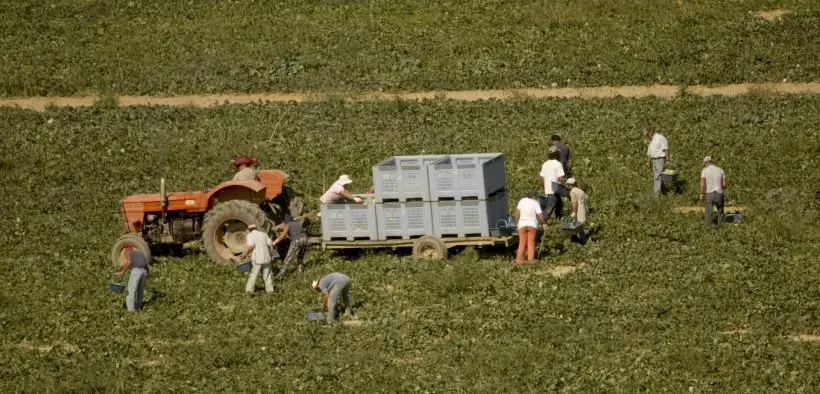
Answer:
[273,215,309,278]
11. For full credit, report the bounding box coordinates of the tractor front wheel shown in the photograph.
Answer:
[202,200,271,264]
[110,234,152,270]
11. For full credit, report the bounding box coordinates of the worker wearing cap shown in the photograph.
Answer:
[273,215,308,278]
[312,272,353,323]
[515,190,546,264]
[319,175,364,205]
[539,146,566,220]
[238,223,275,294]
[566,178,589,225]
[644,125,669,194]
[700,156,727,225]
[232,155,259,182]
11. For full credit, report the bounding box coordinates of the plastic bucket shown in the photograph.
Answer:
[560,219,585,236]
[306,311,326,321]
[724,213,742,223]
[108,282,126,293]
[236,260,252,272]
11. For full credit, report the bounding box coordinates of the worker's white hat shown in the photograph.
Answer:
[247,223,257,229]
[311,279,320,289]
[548,146,559,153]
[703,156,712,163]
[566,177,576,185]
[338,175,353,185]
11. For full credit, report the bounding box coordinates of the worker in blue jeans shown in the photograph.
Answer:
[115,245,149,312]
[312,272,353,323]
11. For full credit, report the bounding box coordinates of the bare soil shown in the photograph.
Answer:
[790,334,820,342]
[2,82,819,112]
[546,263,587,278]
[754,9,791,21]
[720,328,751,335]
[672,206,745,213]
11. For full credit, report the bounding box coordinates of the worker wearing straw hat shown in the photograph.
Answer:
[319,175,364,205]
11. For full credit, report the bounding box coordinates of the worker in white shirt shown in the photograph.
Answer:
[238,223,276,294]
[700,156,727,225]
[514,190,546,264]
[644,124,669,194]
[539,146,566,220]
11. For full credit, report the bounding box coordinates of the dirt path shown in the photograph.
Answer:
[2,82,819,111]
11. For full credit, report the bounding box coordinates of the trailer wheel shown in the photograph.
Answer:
[110,234,151,270]
[412,236,449,260]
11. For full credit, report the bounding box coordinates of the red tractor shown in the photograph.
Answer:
[111,170,304,267]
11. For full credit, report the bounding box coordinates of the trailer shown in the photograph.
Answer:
[308,233,518,260]
[311,152,516,260]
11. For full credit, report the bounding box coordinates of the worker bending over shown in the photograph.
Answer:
[312,272,353,323]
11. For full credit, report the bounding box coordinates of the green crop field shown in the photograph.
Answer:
[1,0,819,96]
[1,96,819,391]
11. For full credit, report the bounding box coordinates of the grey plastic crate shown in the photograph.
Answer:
[431,190,509,237]
[320,194,378,241]
[372,155,446,202]
[375,201,433,240]
[429,153,506,200]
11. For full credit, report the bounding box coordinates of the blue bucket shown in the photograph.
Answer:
[306,311,326,321]
[108,282,126,293]
[724,213,742,224]
[235,260,252,272]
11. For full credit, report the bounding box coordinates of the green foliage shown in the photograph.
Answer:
[1,96,819,391]
[0,1,818,95]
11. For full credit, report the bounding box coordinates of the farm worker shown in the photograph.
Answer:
[514,190,546,264]
[312,272,353,323]
[273,215,309,278]
[700,156,727,225]
[238,223,275,294]
[232,155,259,182]
[644,124,669,194]
[550,134,572,178]
[319,175,364,205]
[566,178,589,224]
[538,146,566,220]
[114,245,149,312]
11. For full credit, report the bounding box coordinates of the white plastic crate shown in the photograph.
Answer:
[429,153,506,200]
[375,201,433,240]
[320,194,378,241]
[372,155,445,202]
[431,190,509,237]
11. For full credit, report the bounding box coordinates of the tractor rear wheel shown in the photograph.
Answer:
[110,234,152,270]
[202,200,272,264]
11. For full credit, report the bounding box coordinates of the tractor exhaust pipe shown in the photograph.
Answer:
[160,177,167,208]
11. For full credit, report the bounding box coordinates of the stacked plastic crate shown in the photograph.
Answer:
[427,153,509,237]
[372,153,508,240]
[320,193,378,241]
[324,153,509,241]
[372,155,444,240]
